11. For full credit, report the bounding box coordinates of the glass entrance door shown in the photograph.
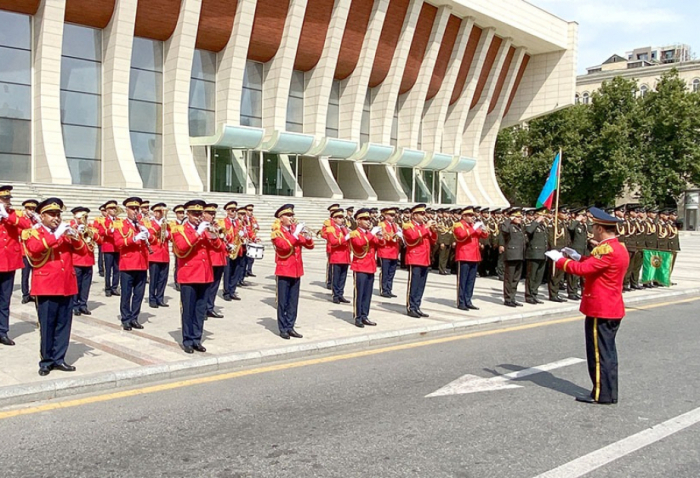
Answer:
[262,153,297,196]
[210,147,246,193]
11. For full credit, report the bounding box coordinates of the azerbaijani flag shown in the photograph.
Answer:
[536,152,561,209]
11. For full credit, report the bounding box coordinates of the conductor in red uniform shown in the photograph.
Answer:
[349,208,385,328]
[24,198,81,376]
[546,207,630,405]
[271,204,314,339]
[403,204,438,318]
[453,206,489,311]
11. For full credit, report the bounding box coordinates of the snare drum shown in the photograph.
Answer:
[246,243,265,259]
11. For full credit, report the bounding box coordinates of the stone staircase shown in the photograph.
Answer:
[3,181,436,240]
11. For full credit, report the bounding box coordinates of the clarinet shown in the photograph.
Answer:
[133,219,154,254]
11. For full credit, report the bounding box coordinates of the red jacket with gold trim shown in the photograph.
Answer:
[0,209,32,272]
[24,226,79,296]
[325,222,351,265]
[148,219,171,264]
[272,226,314,278]
[453,220,488,262]
[350,228,384,273]
[376,220,400,260]
[403,220,437,267]
[69,219,103,267]
[172,221,219,284]
[113,218,154,271]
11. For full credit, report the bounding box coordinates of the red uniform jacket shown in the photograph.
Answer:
[0,209,32,272]
[95,216,117,253]
[453,221,488,262]
[223,217,245,258]
[148,220,171,263]
[556,237,629,319]
[376,220,400,260]
[325,223,351,265]
[206,226,227,267]
[113,218,154,271]
[24,226,79,296]
[272,226,314,278]
[350,229,384,273]
[403,221,437,267]
[320,219,334,254]
[69,219,103,267]
[172,222,218,284]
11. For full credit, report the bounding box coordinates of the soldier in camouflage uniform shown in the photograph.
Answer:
[524,207,548,304]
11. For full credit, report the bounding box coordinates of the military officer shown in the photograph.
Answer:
[244,204,259,277]
[202,203,227,318]
[271,204,314,339]
[548,207,570,302]
[643,207,659,288]
[566,208,588,300]
[453,207,488,310]
[403,204,438,318]
[147,203,171,309]
[437,209,454,275]
[546,208,629,405]
[628,207,646,290]
[325,208,351,304]
[25,198,81,375]
[525,207,548,304]
[377,207,402,298]
[349,208,385,327]
[172,204,186,292]
[615,205,634,292]
[171,200,218,353]
[501,208,526,307]
[97,204,107,278]
[97,200,121,297]
[668,209,680,276]
[114,197,155,330]
[345,206,357,231]
[20,199,39,304]
[321,204,341,290]
[70,207,101,316]
[221,201,239,300]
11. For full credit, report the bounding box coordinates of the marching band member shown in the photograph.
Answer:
[171,200,219,353]
[271,204,314,340]
[237,210,253,288]
[97,204,107,277]
[226,207,249,298]
[322,204,341,290]
[222,201,239,301]
[453,207,488,311]
[0,185,32,346]
[20,199,40,304]
[139,200,151,218]
[114,197,155,330]
[403,204,437,318]
[349,208,385,328]
[172,204,186,291]
[97,200,121,297]
[244,204,259,278]
[70,207,101,316]
[377,207,402,298]
[325,208,351,304]
[204,203,227,318]
[24,198,81,375]
[148,203,170,308]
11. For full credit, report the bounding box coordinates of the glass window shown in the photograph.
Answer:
[131,38,163,72]
[326,79,340,138]
[241,61,263,127]
[286,96,303,132]
[189,49,216,137]
[189,79,216,111]
[129,69,163,102]
[62,24,101,61]
[188,109,215,137]
[62,125,101,160]
[129,101,163,134]
[67,158,100,185]
[360,89,371,144]
[692,79,699,93]
[390,102,399,146]
[244,61,263,88]
[0,118,31,154]
[0,153,31,181]
[191,50,216,82]
[241,88,262,120]
[136,162,162,189]
[0,11,31,50]
[61,57,101,94]
[0,46,31,84]
[0,83,31,120]
[290,70,304,96]
[60,91,100,127]
[130,131,162,163]
[240,114,262,128]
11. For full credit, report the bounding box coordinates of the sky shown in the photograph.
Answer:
[529,0,698,74]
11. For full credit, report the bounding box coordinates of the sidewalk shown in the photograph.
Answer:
[2,237,699,407]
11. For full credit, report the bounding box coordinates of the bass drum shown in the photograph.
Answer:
[246,243,265,260]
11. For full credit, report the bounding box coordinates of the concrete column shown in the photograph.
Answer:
[301,157,343,199]
[262,0,308,133]
[162,0,204,191]
[102,0,142,188]
[337,162,377,200]
[370,0,423,145]
[462,38,512,205]
[217,0,257,125]
[421,17,473,153]
[32,0,71,184]
[478,47,525,207]
[365,164,408,202]
[337,0,390,141]
[397,5,451,149]
[304,0,352,136]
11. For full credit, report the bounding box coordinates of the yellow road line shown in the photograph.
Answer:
[0,295,696,421]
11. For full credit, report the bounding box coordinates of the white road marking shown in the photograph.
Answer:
[426,357,585,397]
[533,406,700,478]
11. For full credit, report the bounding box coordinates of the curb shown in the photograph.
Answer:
[1,287,698,408]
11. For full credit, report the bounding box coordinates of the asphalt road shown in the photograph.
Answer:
[1,297,698,478]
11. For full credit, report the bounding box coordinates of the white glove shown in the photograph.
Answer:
[344,233,351,241]
[473,221,484,231]
[196,221,210,236]
[133,231,147,243]
[226,243,235,252]
[238,230,245,238]
[0,203,8,220]
[294,223,304,237]
[138,225,150,239]
[562,247,582,262]
[371,226,381,236]
[545,250,564,262]
[77,224,86,233]
[54,222,69,239]
[395,230,404,239]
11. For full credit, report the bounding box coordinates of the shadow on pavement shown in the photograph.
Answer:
[10,320,38,341]
[256,317,279,335]
[65,342,96,365]
[484,364,590,398]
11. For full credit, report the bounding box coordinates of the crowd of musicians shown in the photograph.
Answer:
[0,183,681,376]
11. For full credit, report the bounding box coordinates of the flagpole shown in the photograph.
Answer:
[552,148,562,279]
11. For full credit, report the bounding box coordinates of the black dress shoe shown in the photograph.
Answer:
[157,302,169,308]
[38,367,51,376]
[568,294,581,301]
[122,324,132,331]
[280,332,291,340]
[380,293,392,298]
[0,335,15,346]
[467,304,479,310]
[362,319,377,326]
[535,299,544,304]
[622,287,631,292]
[407,310,422,318]
[193,344,207,353]
[73,309,82,316]
[247,273,256,278]
[514,301,524,307]
[222,294,232,301]
[207,310,224,318]
[575,395,596,404]
[130,321,144,330]
[289,329,303,338]
[239,281,251,287]
[21,296,31,304]
[504,301,517,307]
[525,299,538,305]
[458,305,469,311]
[111,289,121,296]
[149,302,159,309]
[183,346,194,354]
[417,310,429,318]
[232,293,241,301]
[354,320,365,328]
[52,362,76,372]
[549,296,564,303]
[80,308,91,315]
[332,298,340,304]
[339,297,350,303]
[389,293,397,298]
[105,291,112,297]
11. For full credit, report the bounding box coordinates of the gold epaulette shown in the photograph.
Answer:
[402,222,414,230]
[21,228,39,241]
[217,218,226,228]
[323,219,332,228]
[170,224,183,235]
[113,219,124,229]
[349,230,361,239]
[168,220,178,229]
[452,222,464,231]
[270,230,284,240]
[591,243,613,259]
[17,210,25,218]
[271,219,281,231]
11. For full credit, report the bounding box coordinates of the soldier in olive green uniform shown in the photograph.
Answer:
[668,209,680,279]
[614,205,634,292]
[501,208,526,307]
[642,208,659,288]
[494,209,506,281]
[524,207,548,304]
[628,207,645,289]
[566,208,588,300]
[548,208,570,302]
[437,209,454,275]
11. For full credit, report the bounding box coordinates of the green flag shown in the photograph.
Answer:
[641,250,673,287]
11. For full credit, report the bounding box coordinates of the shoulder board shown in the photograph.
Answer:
[379,221,386,228]
[270,230,284,240]
[113,219,124,229]
[452,222,464,230]
[271,219,281,231]
[170,224,183,234]
[17,210,25,218]
[141,218,152,227]
[349,230,361,239]
[402,222,414,230]
[323,219,332,227]
[21,228,39,241]
[168,220,177,228]
[216,219,226,228]
[591,243,613,258]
